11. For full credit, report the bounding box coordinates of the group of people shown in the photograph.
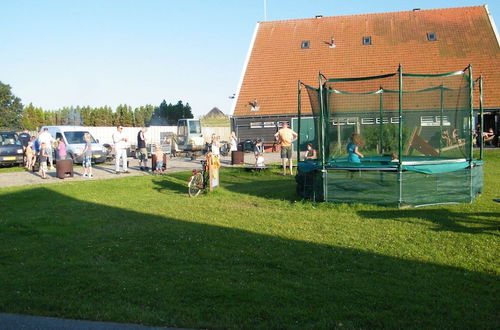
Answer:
[114,126,167,175]
[17,128,93,179]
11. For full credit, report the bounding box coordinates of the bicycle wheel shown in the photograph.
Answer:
[188,172,204,197]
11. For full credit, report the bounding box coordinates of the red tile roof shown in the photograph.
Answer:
[233,6,500,117]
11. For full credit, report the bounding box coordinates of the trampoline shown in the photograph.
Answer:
[295,65,485,207]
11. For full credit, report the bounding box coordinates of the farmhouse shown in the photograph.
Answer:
[231,6,500,145]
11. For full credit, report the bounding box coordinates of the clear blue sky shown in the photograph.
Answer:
[1,0,498,117]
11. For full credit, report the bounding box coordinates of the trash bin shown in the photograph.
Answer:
[56,159,74,179]
[231,151,244,165]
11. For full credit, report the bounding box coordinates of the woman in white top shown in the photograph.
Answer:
[229,131,238,152]
[211,135,220,157]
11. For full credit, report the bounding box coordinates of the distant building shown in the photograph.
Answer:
[231,6,500,144]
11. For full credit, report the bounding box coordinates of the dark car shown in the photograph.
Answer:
[0,131,24,166]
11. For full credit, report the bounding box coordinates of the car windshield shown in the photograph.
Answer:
[64,131,96,144]
[0,133,21,146]
[189,121,201,134]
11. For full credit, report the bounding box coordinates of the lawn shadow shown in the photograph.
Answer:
[0,187,498,328]
[358,208,500,236]
[220,168,299,201]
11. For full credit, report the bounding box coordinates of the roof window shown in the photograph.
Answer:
[427,32,437,41]
[301,40,310,49]
[362,36,372,45]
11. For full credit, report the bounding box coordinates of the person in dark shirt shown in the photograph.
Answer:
[18,129,31,166]
[137,127,148,171]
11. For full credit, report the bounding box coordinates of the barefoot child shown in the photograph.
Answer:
[25,141,34,170]
[39,142,48,179]
[154,146,165,174]
[78,133,93,178]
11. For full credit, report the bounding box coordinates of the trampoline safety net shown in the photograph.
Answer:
[296,66,484,207]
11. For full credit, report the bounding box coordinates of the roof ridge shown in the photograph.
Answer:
[258,5,486,25]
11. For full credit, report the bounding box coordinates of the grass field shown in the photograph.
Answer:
[0,150,498,328]
[201,116,230,127]
[0,165,25,173]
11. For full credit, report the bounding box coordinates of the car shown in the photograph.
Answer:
[0,131,24,166]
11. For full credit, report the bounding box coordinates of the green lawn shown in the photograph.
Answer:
[0,165,25,173]
[0,151,498,329]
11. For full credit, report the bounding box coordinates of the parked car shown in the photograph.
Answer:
[0,131,24,166]
[40,126,107,164]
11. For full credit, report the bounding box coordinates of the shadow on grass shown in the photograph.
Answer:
[0,187,498,329]
[358,209,500,236]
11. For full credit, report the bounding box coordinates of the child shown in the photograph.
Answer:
[39,142,48,179]
[253,139,265,167]
[78,133,93,178]
[154,146,165,174]
[304,143,317,160]
[25,141,34,170]
[347,133,364,163]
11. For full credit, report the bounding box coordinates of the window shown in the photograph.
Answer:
[263,121,275,128]
[427,32,437,41]
[188,120,201,134]
[250,122,263,128]
[362,36,372,45]
[0,133,20,146]
[301,40,310,49]
[64,131,96,144]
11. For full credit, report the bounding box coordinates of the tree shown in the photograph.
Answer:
[0,81,23,129]
[21,103,45,130]
[115,104,134,126]
[153,100,193,125]
[134,104,155,126]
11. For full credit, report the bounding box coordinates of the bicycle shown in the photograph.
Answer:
[188,160,209,197]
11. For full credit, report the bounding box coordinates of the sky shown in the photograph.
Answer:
[1,0,499,117]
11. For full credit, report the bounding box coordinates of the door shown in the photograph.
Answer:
[291,117,316,151]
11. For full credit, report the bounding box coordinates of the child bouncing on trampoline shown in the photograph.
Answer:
[347,133,365,163]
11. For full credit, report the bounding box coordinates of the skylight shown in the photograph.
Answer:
[427,32,437,41]
[301,40,310,49]
[362,36,372,45]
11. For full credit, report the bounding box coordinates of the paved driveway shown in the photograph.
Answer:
[0,152,286,189]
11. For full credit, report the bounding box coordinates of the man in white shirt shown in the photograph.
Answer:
[112,125,129,173]
[38,128,54,170]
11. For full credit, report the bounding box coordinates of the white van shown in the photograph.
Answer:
[40,126,107,164]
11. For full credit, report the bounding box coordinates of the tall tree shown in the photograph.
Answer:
[0,81,23,129]
[21,103,45,130]
[115,104,134,126]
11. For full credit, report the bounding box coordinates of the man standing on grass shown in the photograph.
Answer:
[113,125,129,174]
[274,121,298,176]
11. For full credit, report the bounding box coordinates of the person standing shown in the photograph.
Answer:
[113,125,129,174]
[229,131,238,152]
[38,128,54,170]
[79,133,93,178]
[137,127,148,171]
[39,142,49,179]
[18,128,30,167]
[274,121,298,176]
[56,137,67,160]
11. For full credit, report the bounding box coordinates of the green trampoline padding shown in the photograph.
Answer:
[299,157,480,174]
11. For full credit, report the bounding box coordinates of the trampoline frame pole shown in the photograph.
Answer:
[379,88,384,153]
[398,64,403,207]
[479,76,484,160]
[439,85,444,155]
[468,64,474,163]
[297,80,302,162]
[319,73,327,202]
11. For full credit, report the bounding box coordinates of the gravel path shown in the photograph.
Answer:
[0,153,285,189]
